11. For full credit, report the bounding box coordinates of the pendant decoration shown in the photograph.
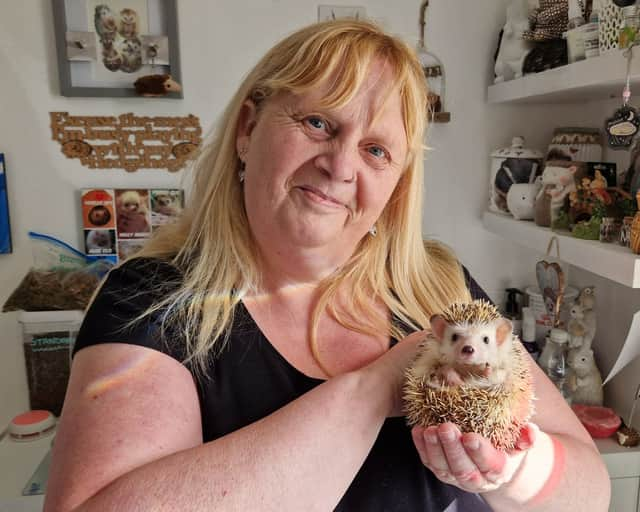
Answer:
[606,45,640,148]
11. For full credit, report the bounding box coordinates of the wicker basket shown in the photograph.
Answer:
[596,0,623,52]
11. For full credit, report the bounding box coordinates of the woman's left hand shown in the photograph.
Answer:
[411,422,538,493]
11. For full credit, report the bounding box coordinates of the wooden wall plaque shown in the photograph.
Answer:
[50,112,202,172]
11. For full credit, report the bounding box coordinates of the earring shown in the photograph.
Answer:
[369,224,377,237]
[238,146,247,183]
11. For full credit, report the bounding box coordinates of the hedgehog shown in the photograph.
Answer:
[133,74,182,97]
[403,300,535,450]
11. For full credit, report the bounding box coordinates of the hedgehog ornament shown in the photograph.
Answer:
[133,74,182,97]
[403,300,535,451]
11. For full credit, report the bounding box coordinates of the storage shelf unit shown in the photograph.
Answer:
[482,211,640,288]
[488,50,640,104]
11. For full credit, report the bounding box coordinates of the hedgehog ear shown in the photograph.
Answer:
[430,315,447,340]
[495,318,513,346]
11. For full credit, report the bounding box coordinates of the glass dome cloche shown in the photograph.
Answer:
[418,0,450,123]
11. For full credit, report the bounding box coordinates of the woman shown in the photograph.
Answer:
[45,20,609,511]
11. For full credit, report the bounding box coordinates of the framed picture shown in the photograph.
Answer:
[0,154,12,254]
[51,0,182,98]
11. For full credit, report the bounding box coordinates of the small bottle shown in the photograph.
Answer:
[584,8,600,59]
[521,306,539,360]
[566,0,587,62]
[503,288,523,338]
[539,328,571,402]
[620,5,640,49]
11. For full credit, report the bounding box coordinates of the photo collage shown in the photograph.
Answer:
[81,188,183,263]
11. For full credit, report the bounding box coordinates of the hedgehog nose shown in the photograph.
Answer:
[462,345,474,355]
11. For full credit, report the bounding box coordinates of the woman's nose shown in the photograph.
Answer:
[315,143,357,182]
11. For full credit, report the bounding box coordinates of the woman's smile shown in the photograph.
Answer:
[296,185,347,209]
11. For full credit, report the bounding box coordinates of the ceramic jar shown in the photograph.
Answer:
[547,127,603,162]
[489,136,544,215]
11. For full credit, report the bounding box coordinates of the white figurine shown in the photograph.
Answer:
[494,0,533,83]
[567,301,596,353]
[506,178,542,220]
[567,347,603,406]
[536,165,578,225]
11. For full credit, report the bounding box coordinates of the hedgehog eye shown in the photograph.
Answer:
[451,333,459,342]
[483,336,490,344]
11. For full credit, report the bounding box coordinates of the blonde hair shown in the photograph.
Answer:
[134,19,470,374]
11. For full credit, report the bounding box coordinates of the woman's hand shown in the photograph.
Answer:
[411,422,538,493]
[359,329,429,417]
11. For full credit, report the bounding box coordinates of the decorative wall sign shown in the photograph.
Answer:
[52,0,182,98]
[82,188,183,262]
[50,112,202,172]
[0,154,12,254]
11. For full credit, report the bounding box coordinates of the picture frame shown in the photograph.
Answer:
[51,0,182,98]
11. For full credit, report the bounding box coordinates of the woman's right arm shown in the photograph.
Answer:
[45,332,424,511]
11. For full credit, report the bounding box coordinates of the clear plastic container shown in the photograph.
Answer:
[539,328,572,402]
[18,310,84,416]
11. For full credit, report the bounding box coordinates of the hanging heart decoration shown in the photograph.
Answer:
[535,260,566,327]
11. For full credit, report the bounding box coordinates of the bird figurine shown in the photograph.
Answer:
[133,74,182,97]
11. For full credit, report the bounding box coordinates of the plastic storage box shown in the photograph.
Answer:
[17,310,84,416]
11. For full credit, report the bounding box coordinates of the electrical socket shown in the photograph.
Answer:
[318,5,366,22]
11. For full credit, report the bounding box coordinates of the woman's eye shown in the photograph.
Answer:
[306,116,327,130]
[367,145,387,159]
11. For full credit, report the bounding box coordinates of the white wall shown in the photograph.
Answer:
[1,0,630,429]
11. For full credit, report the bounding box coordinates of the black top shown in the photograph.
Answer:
[73,258,493,511]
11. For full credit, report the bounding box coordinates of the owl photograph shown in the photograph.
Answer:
[89,1,148,76]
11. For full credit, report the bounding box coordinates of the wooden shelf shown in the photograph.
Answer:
[487,49,640,104]
[482,211,640,288]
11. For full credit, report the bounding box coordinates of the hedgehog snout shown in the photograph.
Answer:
[461,345,475,355]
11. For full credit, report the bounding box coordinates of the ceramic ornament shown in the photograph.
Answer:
[494,0,533,82]
[489,136,543,215]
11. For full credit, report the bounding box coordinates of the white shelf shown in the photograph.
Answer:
[482,211,640,288]
[488,49,640,104]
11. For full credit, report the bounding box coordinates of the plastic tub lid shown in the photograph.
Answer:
[17,310,84,324]
[8,410,56,442]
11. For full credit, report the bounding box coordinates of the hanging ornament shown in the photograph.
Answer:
[417,0,451,123]
[606,45,640,148]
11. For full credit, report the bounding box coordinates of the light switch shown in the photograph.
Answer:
[318,5,366,21]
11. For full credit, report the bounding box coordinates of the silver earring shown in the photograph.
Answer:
[238,146,247,183]
[369,224,377,237]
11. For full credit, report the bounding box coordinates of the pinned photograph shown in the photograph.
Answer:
[84,229,116,255]
[82,189,116,229]
[115,189,151,237]
[150,189,183,227]
[118,238,147,261]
